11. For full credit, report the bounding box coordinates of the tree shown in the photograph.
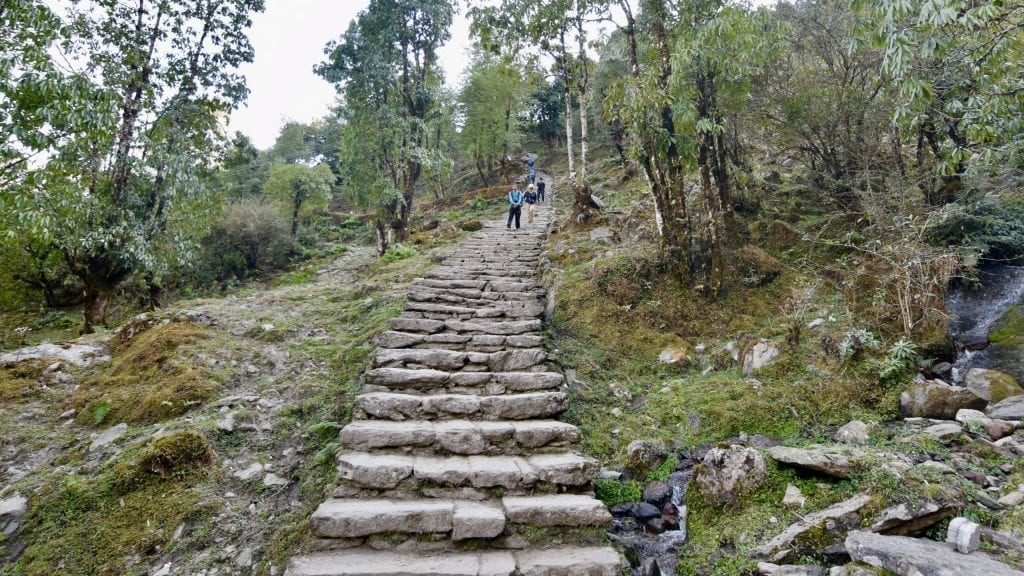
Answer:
[4,0,264,331]
[854,0,1024,203]
[317,0,453,253]
[458,51,530,186]
[263,162,335,237]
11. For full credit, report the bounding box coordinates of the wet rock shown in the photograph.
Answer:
[964,369,1023,404]
[834,421,868,445]
[751,493,871,562]
[899,380,987,419]
[90,423,128,451]
[767,445,865,478]
[827,567,877,576]
[626,440,667,477]
[987,394,1024,420]
[645,517,668,534]
[694,444,766,505]
[643,481,672,506]
[743,341,781,376]
[930,361,954,381]
[845,530,1022,575]
[634,502,661,521]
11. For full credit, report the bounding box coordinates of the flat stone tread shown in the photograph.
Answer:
[355,391,568,420]
[339,419,581,451]
[286,546,622,576]
[363,367,561,389]
[336,451,598,488]
[310,498,505,539]
[502,494,613,526]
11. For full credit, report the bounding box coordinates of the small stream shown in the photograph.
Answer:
[946,263,1024,382]
[607,453,698,576]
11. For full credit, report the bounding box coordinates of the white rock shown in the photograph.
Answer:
[834,420,869,445]
[90,423,129,451]
[954,409,988,425]
[217,412,236,433]
[807,318,825,329]
[151,562,172,576]
[946,517,980,553]
[743,341,781,376]
[782,484,806,507]
[235,547,254,567]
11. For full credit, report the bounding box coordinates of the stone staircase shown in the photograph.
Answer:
[286,192,622,575]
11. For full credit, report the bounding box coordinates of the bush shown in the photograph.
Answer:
[204,199,293,280]
[927,195,1024,262]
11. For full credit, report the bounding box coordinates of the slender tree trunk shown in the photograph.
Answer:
[82,283,115,334]
[375,219,389,256]
[291,194,302,237]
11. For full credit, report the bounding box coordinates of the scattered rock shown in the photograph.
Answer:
[845,530,1022,575]
[986,419,1016,440]
[151,562,172,576]
[767,445,865,478]
[235,547,254,567]
[658,345,691,366]
[694,444,767,506]
[987,394,1024,420]
[233,463,264,482]
[217,412,237,433]
[997,486,1024,507]
[833,421,868,445]
[589,227,615,244]
[458,219,483,232]
[868,500,954,535]
[923,422,963,441]
[782,485,805,507]
[626,440,667,477]
[0,493,28,536]
[90,423,129,451]
[743,341,781,376]
[899,380,987,420]
[964,368,1023,404]
[807,318,825,329]
[737,245,785,287]
[643,481,672,506]
[263,473,289,487]
[751,493,871,562]
[757,562,825,576]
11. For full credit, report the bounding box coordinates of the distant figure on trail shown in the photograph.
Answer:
[536,178,546,203]
[526,156,534,169]
[507,185,524,230]
[529,166,536,184]
[525,184,538,224]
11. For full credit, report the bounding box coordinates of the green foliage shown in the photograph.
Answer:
[648,455,679,482]
[380,245,414,264]
[878,339,919,386]
[839,329,881,361]
[263,162,336,236]
[927,196,1024,262]
[594,478,643,508]
[202,199,294,282]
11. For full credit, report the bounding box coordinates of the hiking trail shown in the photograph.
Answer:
[286,180,622,575]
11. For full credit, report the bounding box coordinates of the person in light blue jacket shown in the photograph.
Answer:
[506,186,524,230]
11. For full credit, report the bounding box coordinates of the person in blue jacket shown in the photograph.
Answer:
[524,184,538,223]
[506,185,524,230]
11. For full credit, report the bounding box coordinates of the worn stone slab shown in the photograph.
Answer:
[364,367,451,387]
[767,445,866,478]
[503,495,612,527]
[339,420,435,450]
[388,317,446,334]
[845,530,1023,576]
[514,547,622,576]
[286,550,517,576]
[452,501,506,540]
[527,453,600,486]
[488,349,548,371]
[751,494,871,561]
[310,499,454,538]
[373,349,468,370]
[480,392,568,420]
[336,453,414,489]
[445,320,542,335]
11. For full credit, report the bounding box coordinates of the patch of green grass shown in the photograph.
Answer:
[0,358,47,405]
[594,478,643,507]
[71,321,231,426]
[11,432,216,576]
[379,244,414,264]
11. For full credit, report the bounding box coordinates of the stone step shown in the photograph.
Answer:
[388,318,543,336]
[310,499,504,540]
[425,271,537,282]
[408,287,543,302]
[309,494,609,540]
[413,279,542,292]
[286,547,621,576]
[375,330,544,352]
[336,452,599,490]
[406,293,545,313]
[355,391,567,421]
[339,419,580,454]
[364,366,558,392]
[371,349,548,373]
[402,302,543,320]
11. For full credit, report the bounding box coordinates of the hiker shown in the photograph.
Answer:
[506,185,524,230]
[536,177,546,203]
[529,166,536,184]
[524,184,538,223]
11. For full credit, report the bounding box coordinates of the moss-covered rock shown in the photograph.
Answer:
[736,245,785,287]
[964,368,1023,404]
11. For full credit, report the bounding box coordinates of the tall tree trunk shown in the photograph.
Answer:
[82,283,115,334]
[573,12,592,221]
[375,218,389,256]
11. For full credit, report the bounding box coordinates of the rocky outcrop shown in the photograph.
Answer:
[845,530,1024,576]
[744,341,781,375]
[964,368,1023,404]
[767,445,865,478]
[751,493,871,562]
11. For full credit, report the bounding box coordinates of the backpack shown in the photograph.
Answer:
[509,190,523,204]
[526,157,534,168]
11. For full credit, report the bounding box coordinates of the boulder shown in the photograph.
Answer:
[867,500,955,535]
[0,493,28,536]
[626,440,667,477]
[987,394,1024,420]
[750,494,871,562]
[744,341,781,376]
[964,369,1023,404]
[834,421,869,445]
[737,245,785,287]
[946,517,980,554]
[589,227,615,244]
[845,530,1023,576]
[458,219,483,232]
[782,485,805,507]
[757,562,825,576]
[923,422,963,441]
[899,380,987,420]
[643,481,672,506]
[658,345,692,366]
[767,445,865,478]
[693,444,766,506]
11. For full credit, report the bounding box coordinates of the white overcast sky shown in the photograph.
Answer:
[228,0,474,150]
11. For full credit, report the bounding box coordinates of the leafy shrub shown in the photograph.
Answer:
[594,478,643,507]
[878,339,919,385]
[927,195,1024,262]
[203,199,293,281]
[839,329,881,361]
[380,244,414,264]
